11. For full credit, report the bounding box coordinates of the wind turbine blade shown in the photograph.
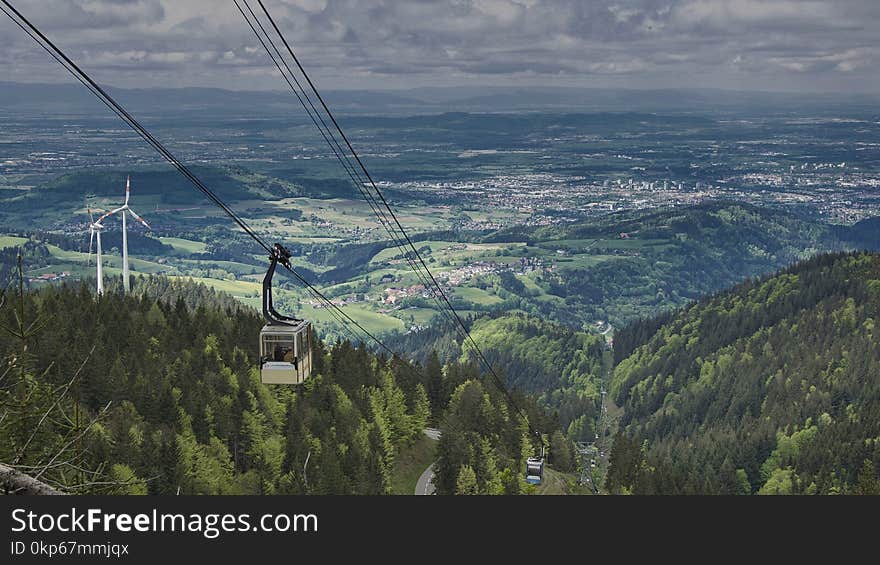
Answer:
[87,207,94,223]
[88,228,95,265]
[128,208,150,229]
[125,175,130,205]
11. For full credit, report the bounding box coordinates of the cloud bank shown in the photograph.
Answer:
[1,0,877,92]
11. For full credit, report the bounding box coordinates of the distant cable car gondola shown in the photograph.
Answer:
[259,243,312,384]
[525,447,544,485]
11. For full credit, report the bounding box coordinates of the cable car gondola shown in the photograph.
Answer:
[259,243,312,385]
[525,447,544,485]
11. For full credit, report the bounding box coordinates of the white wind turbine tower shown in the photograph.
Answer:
[106,176,150,293]
[87,207,110,295]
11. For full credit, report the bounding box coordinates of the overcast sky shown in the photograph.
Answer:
[1,0,878,93]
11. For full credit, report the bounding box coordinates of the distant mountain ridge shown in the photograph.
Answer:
[489,201,880,328]
[2,81,878,116]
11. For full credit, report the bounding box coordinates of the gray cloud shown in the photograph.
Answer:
[0,0,877,92]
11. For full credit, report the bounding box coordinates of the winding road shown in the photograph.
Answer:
[416,463,436,495]
[416,428,442,495]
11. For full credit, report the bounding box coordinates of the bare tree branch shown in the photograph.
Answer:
[0,463,65,495]
[33,401,111,483]
[13,347,94,465]
[0,362,13,387]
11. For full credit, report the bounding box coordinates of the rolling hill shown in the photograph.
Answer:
[489,202,880,327]
[608,251,880,494]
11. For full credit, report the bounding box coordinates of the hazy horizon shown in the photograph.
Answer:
[2,79,880,98]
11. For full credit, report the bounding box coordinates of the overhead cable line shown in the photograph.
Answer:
[234,0,464,344]
[235,0,483,397]
[0,0,541,445]
[0,0,405,365]
[232,0,456,360]
[248,0,542,443]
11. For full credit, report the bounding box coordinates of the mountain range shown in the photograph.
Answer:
[3,81,879,116]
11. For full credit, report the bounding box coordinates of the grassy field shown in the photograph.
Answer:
[394,307,440,326]
[0,236,28,248]
[45,245,168,274]
[159,237,208,254]
[451,286,504,305]
[390,434,438,495]
[21,245,170,279]
[370,240,460,264]
[519,274,544,293]
[366,240,521,266]
[301,303,405,335]
[298,198,382,229]
[167,275,262,297]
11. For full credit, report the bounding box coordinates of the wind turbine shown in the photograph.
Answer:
[106,176,150,293]
[87,208,110,295]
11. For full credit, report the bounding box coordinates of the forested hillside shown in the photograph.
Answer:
[608,252,880,494]
[504,202,871,326]
[0,279,417,494]
[0,278,554,494]
[465,315,606,442]
[391,313,606,443]
[431,368,572,495]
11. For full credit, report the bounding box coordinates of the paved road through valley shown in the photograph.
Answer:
[416,428,442,495]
